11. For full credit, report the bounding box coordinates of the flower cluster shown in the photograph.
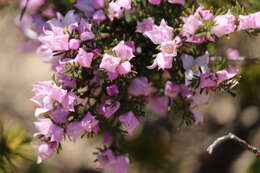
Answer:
[26,0,260,172]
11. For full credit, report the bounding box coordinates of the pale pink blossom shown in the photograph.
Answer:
[251,12,260,28]
[97,150,129,173]
[31,81,67,117]
[113,41,135,61]
[148,96,169,115]
[69,39,80,50]
[106,84,119,96]
[78,18,95,41]
[128,77,150,97]
[75,48,94,67]
[160,40,179,57]
[36,141,57,163]
[164,81,181,98]
[168,0,185,5]
[117,61,132,75]
[226,48,240,60]
[52,106,69,123]
[67,121,85,142]
[148,0,161,5]
[108,1,124,19]
[117,0,132,10]
[34,118,64,142]
[144,19,173,44]
[75,0,105,20]
[199,72,218,88]
[136,18,155,33]
[216,68,238,84]
[212,12,236,37]
[97,99,121,118]
[238,15,256,31]
[119,112,140,135]
[100,54,121,73]
[92,9,106,22]
[147,52,173,70]
[20,0,46,14]
[81,112,99,133]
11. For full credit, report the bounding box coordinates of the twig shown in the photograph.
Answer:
[19,0,29,21]
[207,133,260,157]
[210,56,260,63]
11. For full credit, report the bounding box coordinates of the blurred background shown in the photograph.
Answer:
[1,0,260,173]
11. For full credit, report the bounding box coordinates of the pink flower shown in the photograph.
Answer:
[100,54,121,73]
[81,112,99,133]
[78,18,95,41]
[31,81,67,117]
[92,9,106,22]
[119,112,140,135]
[148,0,161,5]
[147,52,173,70]
[36,141,57,163]
[212,12,236,37]
[117,0,132,10]
[100,41,135,75]
[69,39,80,50]
[97,149,116,170]
[97,150,129,173]
[128,77,150,96]
[38,10,79,51]
[109,156,129,173]
[75,0,104,17]
[52,106,69,123]
[238,15,256,31]
[108,72,119,81]
[200,72,218,88]
[75,48,94,68]
[148,96,169,115]
[194,4,214,21]
[106,84,119,96]
[226,48,240,60]
[113,41,135,61]
[34,118,64,142]
[97,99,121,118]
[20,0,46,14]
[251,12,260,28]
[117,61,132,75]
[190,91,211,125]
[191,110,204,125]
[61,91,83,112]
[216,68,238,84]
[160,40,179,57]
[168,0,185,5]
[182,15,203,36]
[67,121,85,142]
[164,81,181,98]
[136,18,155,33]
[108,1,124,19]
[39,33,69,51]
[144,19,173,44]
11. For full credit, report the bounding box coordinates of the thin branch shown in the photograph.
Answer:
[210,56,260,63]
[19,0,29,21]
[207,133,260,157]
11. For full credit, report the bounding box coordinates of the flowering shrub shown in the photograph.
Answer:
[18,0,260,172]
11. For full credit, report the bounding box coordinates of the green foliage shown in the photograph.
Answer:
[0,121,32,173]
[247,158,260,173]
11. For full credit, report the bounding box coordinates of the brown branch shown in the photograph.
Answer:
[210,56,260,63]
[207,133,260,157]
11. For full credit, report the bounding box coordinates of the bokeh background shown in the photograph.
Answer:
[1,0,260,173]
